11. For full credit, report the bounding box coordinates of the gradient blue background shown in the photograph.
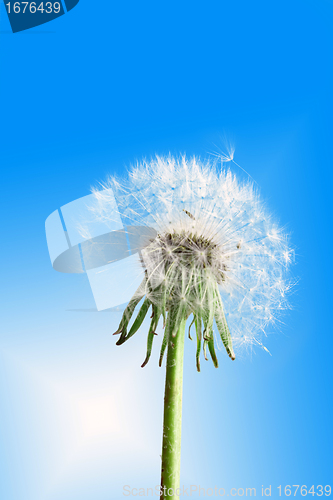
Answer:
[0,1,332,499]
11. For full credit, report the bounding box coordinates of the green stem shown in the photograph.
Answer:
[160,310,186,499]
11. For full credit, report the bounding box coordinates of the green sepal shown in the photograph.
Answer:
[141,304,161,367]
[159,304,177,367]
[214,287,235,360]
[113,278,147,342]
[116,296,151,346]
[203,280,215,339]
[188,316,195,340]
[208,336,219,368]
[203,338,208,361]
[195,314,202,372]
[159,328,168,367]
[171,302,187,338]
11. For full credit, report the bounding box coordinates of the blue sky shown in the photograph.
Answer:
[0,1,332,499]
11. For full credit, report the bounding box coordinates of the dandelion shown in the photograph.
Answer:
[90,155,293,499]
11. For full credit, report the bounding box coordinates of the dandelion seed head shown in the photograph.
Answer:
[94,155,294,358]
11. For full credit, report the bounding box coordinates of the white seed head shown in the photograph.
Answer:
[93,155,294,355]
